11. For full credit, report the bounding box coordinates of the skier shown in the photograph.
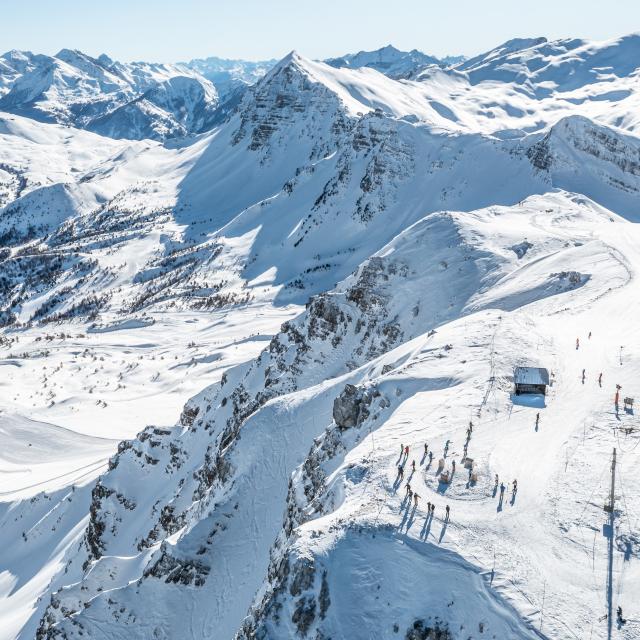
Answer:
[535,412,540,429]
[576,337,580,350]
[452,460,456,472]
[424,443,428,455]
[398,465,404,479]
[414,493,420,506]
[427,500,431,513]
[500,482,506,496]
[598,372,603,387]
[582,368,586,383]
[512,479,518,493]
[431,504,435,515]
[428,451,433,463]
[412,460,416,471]
[405,482,411,494]
[404,445,409,456]
[468,420,473,433]
[400,443,404,456]
[588,331,592,339]
[494,473,499,486]
[445,504,450,520]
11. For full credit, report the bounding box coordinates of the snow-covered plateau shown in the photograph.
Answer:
[1,34,640,640]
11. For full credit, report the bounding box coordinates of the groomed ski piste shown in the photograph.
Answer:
[0,34,639,640]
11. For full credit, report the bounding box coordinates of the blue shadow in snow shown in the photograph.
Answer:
[511,393,546,409]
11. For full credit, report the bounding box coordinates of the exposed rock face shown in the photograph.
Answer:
[143,546,210,587]
[332,383,362,428]
[405,620,452,640]
[237,553,322,639]
[232,53,349,157]
[525,115,640,213]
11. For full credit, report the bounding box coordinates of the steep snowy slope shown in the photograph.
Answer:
[27,193,640,640]
[457,33,640,91]
[2,35,640,640]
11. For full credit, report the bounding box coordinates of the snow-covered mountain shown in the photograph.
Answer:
[0,50,44,97]
[1,32,640,640]
[325,44,444,78]
[325,44,466,79]
[0,44,468,143]
[456,33,640,91]
[0,49,220,140]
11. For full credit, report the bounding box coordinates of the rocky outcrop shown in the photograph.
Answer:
[405,620,452,640]
[143,546,210,587]
[332,383,373,429]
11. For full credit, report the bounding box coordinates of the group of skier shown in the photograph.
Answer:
[397,442,451,521]
[405,480,450,519]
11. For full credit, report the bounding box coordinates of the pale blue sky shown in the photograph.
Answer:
[3,0,639,62]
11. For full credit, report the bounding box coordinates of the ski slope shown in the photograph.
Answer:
[1,33,640,640]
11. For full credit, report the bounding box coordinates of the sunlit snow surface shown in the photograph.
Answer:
[1,34,640,640]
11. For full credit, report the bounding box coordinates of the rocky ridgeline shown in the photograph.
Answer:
[238,382,383,638]
[35,208,483,636]
[32,256,409,636]
[236,310,521,638]
[0,59,419,327]
[525,115,640,205]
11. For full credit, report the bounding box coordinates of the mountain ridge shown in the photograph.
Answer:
[1,31,640,640]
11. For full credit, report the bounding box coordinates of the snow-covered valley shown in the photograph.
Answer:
[1,33,639,640]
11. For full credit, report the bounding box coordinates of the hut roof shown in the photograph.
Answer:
[514,366,549,386]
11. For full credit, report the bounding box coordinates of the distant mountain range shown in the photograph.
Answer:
[0,45,469,141]
[325,44,465,78]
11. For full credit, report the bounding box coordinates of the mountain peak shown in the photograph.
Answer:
[324,45,443,79]
[55,47,85,61]
[378,44,402,54]
[97,53,114,67]
[276,50,304,67]
[262,50,312,81]
[496,36,548,54]
[2,49,33,61]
